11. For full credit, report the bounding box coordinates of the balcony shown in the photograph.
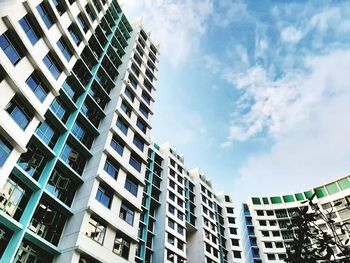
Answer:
[96,69,114,94]
[0,175,32,221]
[88,35,103,60]
[60,143,87,175]
[29,199,68,246]
[89,82,110,110]
[81,47,98,72]
[46,168,77,207]
[73,59,92,87]
[95,26,108,48]
[17,142,48,180]
[71,121,95,149]
[81,101,104,128]
[62,76,83,103]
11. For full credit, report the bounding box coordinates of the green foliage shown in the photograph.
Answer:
[285,194,350,262]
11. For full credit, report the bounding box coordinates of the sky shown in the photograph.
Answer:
[122,0,350,204]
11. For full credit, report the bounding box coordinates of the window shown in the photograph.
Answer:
[111,136,124,156]
[85,5,95,22]
[96,184,112,208]
[266,210,274,216]
[19,15,39,45]
[26,71,48,102]
[169,180,175,189]
[6,95,33,129]
[0,136,12,167]
[230,228,237,235]
[104,157,119,179]
[43,52,62,79]
[17,143,47,180]
[133,135,144,151]
[136,118,147,133]
[275,242,284,248]
[267,254,276,261]
[168,219,175,229]
[52,0,65,15]
[36,3,54,29]
[265,242,273,248]
[0,176,30,221]
[262,231,269,237]
[228,217,236,224]
[233,251,241,259]
[86,216,106,244]
[177,225,184,235]
[256,210,264,216]
[113,234,130,260]
[259,220,267,226]
[169,191,175,202]
[121,101,131,117]
[231,239,239,246]
[167,233,175,245]
[227,207,234,214]
[272,231,280,237]
[177,211,184,221]
[50,98,69,123]
[167,250,175,263]
[124,176,138,196]
[139,104,149,118]
[119,202,134,225]
[46,169,76,206]
[68,24,81,45]
[57,37,72,61]
[128,77,137,89]
[35,121,59,148]
[29,200,67,245]
[77,13,88,32]
[141,91,151,105]
[124,87,134,102]
[116,118,128,135]
[0,31,22,65]
[168,204,175,215]
[129,154,141,172]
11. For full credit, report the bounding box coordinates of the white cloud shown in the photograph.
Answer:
[230,49,350,202]
[122,0,213,66]
[310,7,340,32]
[212,0,249,28]
[280,26,304,43]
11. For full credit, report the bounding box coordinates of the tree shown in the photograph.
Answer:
[285,194,350,263]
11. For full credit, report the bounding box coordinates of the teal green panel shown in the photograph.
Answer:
[270,196,282,204]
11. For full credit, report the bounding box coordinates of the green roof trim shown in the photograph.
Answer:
[271,196,282,204]
[283,195,295,203]
[338,178,350,190]
[154,143,160,150]
[252,197,261,205]
[326,182,340,195]
[263,197,270,204]
[315,187,328,198]
[304,191,314,199]
[295,193,304,201]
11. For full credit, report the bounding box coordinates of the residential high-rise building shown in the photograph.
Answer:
[241,175,350,263]
[136,143,243,263]
[0,0,159,262]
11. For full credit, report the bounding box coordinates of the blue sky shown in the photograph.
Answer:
[123,0,350,203]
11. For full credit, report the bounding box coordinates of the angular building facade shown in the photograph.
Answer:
[136,143,243,263]
[0,0,159,262]
[241,175,350,263]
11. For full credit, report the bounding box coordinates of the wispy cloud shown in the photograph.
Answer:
[122,0,213,66]
[280,26,304,43]
[231,49,350,201]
